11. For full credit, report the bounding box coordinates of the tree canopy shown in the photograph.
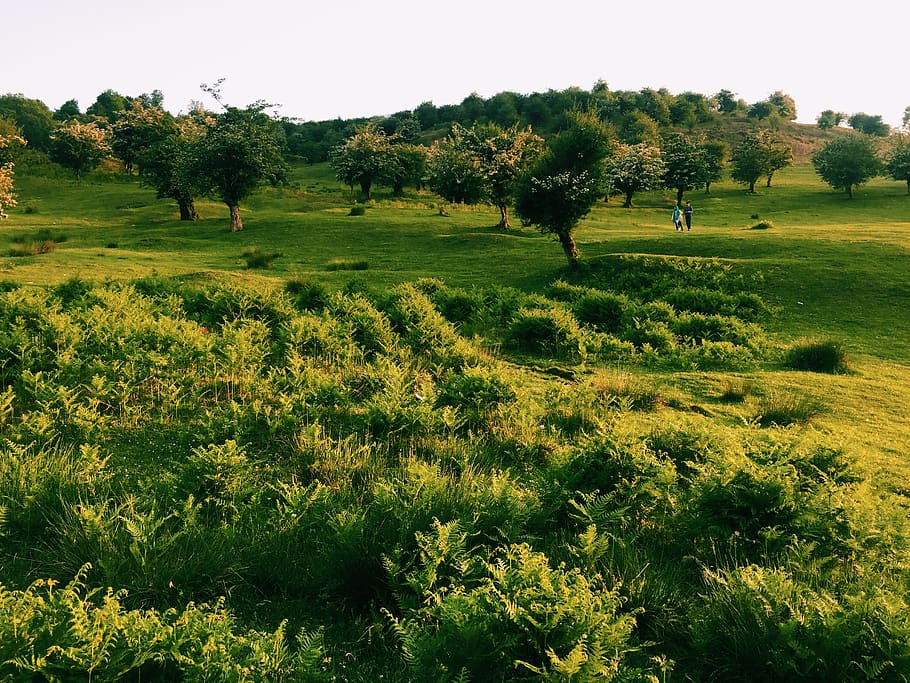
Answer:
[49,120,111,179]
[515,111,612,269]
[194,104,288,231]
[604,143,665,208]
[812,133,882,198]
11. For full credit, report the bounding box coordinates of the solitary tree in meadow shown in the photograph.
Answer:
[762,132,793,187]
[661,132,708,203]
[730,131,770,194]
[194,104,288,231]
[515,111,612,269]
[330,123,401,201]
[49,120,111,179]
[604,143,664,207]
[884,137,910,194]
[812,133,882,198]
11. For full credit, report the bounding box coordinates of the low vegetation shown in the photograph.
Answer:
[1,109,909,677]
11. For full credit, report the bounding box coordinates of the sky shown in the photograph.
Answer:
[5,0,908,128]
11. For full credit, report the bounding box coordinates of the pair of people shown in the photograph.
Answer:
[672,201,693,231]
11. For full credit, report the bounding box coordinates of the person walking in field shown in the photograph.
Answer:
[672,204,683,231]
[683,200,693,231]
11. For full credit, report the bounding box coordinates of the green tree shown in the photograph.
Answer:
[387,143,427,196]
[817,110,845,130]
[452,122,544,228]
[425,135,487,205]
[730,131,771,194]
[617,111,660,145]
[515,111,612,269]
[768,90,797,120]
[661,132,708,203]
[139,114,208,220]
[49,120,111,179]
[110,103,172,174]
[702,139,729,193]
[884,137,910,194]
[847,112,890,137]
[0,122,25,217]
[86,88,129,123]
[194,105,288,231]
[762,132,793,187]
[812,133,882,198]
[53,99,81,121]
[604,143,665,207]
[0,94,55,151]
[329,123,400,200]
[714,89,741,115]
[0,118,26,165]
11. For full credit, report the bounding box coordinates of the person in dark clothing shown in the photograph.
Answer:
[683,200,693,230]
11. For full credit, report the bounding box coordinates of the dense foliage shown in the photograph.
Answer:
[1,256,907,680]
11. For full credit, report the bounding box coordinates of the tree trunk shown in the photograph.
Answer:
[359,178,372,201]
[905,179,909,195]
[558,230,579,270]
[178,197,199,221]
[749,180,756,194]
[498,203,510,230]
[622,190,634,208]
[766,173,773,187]
[705,181,711,194]
[845,184,853,199]
[229,203,243,231]
[676,187,684,204]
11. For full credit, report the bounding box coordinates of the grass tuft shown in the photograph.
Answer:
[785,338,849,373]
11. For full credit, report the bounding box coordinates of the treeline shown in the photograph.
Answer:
[0,84,798,163]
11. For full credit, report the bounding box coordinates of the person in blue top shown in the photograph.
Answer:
[672,204,683,231]
[683,200,693,230]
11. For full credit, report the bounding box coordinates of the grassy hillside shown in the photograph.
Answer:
[1,158,909,680]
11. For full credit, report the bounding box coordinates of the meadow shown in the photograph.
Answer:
[1,158,909,681]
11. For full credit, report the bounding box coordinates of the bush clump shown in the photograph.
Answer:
[785,339,849,373]
[507,306,588,359]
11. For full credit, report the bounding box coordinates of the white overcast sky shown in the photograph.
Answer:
[5,0,908,127]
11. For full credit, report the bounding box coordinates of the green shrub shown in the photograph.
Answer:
[754,391,827,427]
[326,258,369,271]
[285,278,330,311]
[385,522,639,681]
[785,338,849,373]
[718,377,755,403]
[750,219,775,229]
[624,320,677,354]
[241,245,280,269]
[348,204,366,216]
[679,340,757,370]
[435,367,516,428]
[0,568,326,681]
[573,290,631,333]
[691,565,910,682]
[507,306,588,359]
[9,240,56,257]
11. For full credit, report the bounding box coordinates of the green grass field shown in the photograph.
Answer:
[2,159,910,680]
[6,161,909,479]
